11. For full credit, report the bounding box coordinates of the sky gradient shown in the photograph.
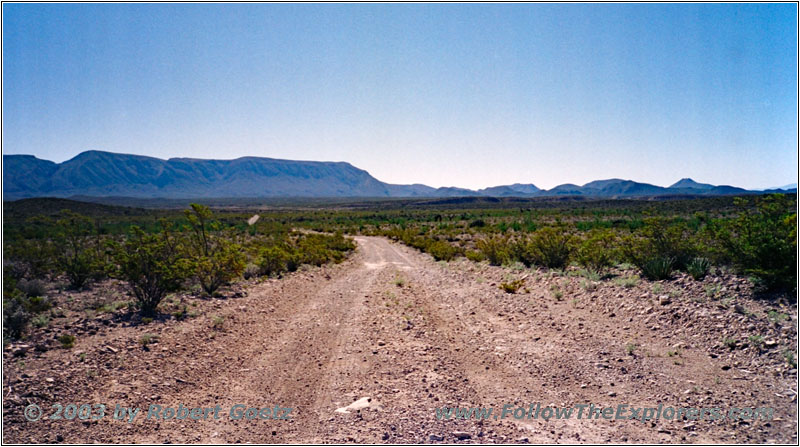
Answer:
[2,3,797,190]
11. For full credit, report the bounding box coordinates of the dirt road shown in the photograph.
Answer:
[3,237,796,443]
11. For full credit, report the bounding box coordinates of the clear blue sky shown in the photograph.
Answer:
[2,3,797,190]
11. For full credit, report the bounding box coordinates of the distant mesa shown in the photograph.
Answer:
[2,150,794,200]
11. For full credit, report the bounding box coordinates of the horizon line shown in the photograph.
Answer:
[3,149,795,192]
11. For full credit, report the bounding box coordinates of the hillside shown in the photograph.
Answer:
[3,151,793,200]
[3,151,391,199]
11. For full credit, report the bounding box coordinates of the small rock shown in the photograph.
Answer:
[452,431,471,440]
[608,391,617,397]
[45,377,55,383]
[377,340,386,346]
[12,345,30,357]
[516,437,530,443]
[659,295,671,305]
[335,397,372,414]
[429,434,444,442]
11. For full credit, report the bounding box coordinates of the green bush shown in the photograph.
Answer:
[52,211,101,289]
[686,257,711,280]
[243,263,260,280]
[500,278,525,294]
[475,236,511,266]
[16,279,47,298]
[257,245,297,276]
[3,295,30,341]
[464,250,485,262]
[320,231,357,253]
[426,240,459,261]
[58,334,76,349]
[528,227,573,269]
[717,195,796,293]
[185,205,246,295]
[640,256,674,281]
[23,296,52,314]
[575,229,618,274]
[195,242,246,295]
[296,237,333,266]
[6,238,54,280]
[621,218,699,274]
[113,225,192,316]
[510,238,537,267]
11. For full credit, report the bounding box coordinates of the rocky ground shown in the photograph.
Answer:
[3,236,797,443]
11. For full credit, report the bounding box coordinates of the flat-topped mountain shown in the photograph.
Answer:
[2,151,793,200]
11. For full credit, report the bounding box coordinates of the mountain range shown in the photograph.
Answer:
[2,151,795,200]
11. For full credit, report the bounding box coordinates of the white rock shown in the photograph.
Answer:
[335,397,372,414]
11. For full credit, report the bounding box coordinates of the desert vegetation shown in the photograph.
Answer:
[3,202,356,341]
[5,194,794,344]
[360,194,796,294]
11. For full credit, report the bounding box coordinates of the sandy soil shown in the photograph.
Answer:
[3,236,797,443]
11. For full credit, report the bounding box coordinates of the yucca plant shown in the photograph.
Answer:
[686,257,711,280]
[640,256,674,281]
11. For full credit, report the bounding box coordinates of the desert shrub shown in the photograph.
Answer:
[23,296,52,314]
[113,225,192,316]
[5,238,55,279]
[52,211,101,289]
[16,279,47,298]
[464,250,485,262]
[139,333,158,346]
[475,236,511,266]
[185,204,246,295]
[500,278,525,294]
[3,295,30,341]
[426,240,459,261]
[32,313,50,328]
[575,229,618,274]
[3,273,28,341]
[184,204,215,256]
[640,256,674,281]
[195,241,246,295]
[58,334,76,349]
[257,245,297,276]
[632,218,697,271]
[716,195,796,292]
[243,263,260,280]
[686,257,711,280]
[510,238,537,267]
[320,231,357,253]
[296,237,333,266]
[528,227,573,269]
[469,219,486,228]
